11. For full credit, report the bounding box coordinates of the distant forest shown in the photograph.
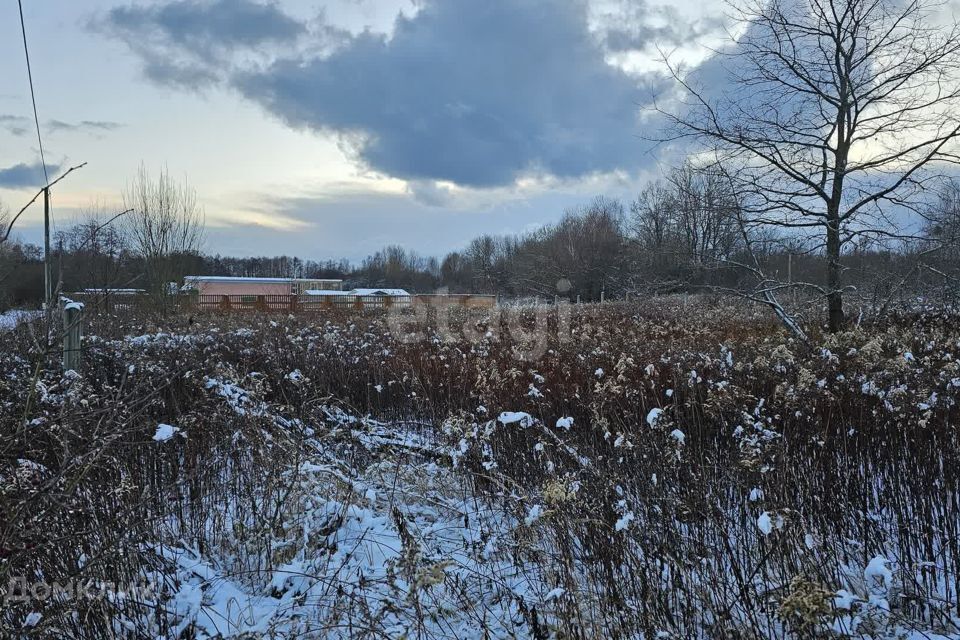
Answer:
[2,163,959,309]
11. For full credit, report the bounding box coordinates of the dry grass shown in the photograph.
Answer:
[1,298,958,638]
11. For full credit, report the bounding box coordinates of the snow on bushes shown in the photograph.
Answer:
[2,300,959,638]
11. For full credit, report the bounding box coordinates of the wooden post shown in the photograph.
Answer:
[62,301,83,372]
[600,290,605,304]
[43,188,52,310]
[576,294,581,304]
[290,294,299,312]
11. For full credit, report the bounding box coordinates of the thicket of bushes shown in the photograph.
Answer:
[1,300,958,637]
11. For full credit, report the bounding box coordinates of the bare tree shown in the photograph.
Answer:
[911,178,960,298]
[545,197,630,299]
[467,235,505,292]
[925,179,960,259]
[666,163,742,266]
[631,181,675,252]
[629,164,744,293]
[63,203,131,294]
[122,164,204,296]
[660,0,960,331]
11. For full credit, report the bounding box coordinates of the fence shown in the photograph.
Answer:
[73,292,498,314]
[69,292,150,314]
[412,294,497,309]
[190,293,413,312]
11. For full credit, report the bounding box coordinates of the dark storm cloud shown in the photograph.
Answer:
[234,0,667,187]
[102,0,305,56]
[95,0,307,88]
[0,162,61,189]
[97,0,705,187]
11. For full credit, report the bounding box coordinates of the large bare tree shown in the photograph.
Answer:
[122,165,204,296]
[661,0,960,331]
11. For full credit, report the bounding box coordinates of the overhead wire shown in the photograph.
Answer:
[16,0,50,186]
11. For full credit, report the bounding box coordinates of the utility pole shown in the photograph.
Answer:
[44,187,52,309]
[57,235,64,295]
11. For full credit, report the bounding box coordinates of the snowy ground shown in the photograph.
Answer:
[142,404,552,639]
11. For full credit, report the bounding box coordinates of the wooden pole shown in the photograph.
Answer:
[56,235,63,297]
[43,187,51,309]
[62,301,83,371]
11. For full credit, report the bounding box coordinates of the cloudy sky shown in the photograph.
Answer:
[1,0,726,261]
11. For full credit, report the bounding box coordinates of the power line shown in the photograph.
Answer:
[17,0,49,186]
[17,0,53,313]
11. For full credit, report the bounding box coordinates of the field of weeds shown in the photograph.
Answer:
[1,297,959,638]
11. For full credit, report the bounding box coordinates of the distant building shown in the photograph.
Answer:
[349,288,411,297]
[183,276,344,296]
[302,289,351,297]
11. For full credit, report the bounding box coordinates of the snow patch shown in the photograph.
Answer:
[864,555,893,593]
[646,408,664,427]
[757,511,784,536]
[498,411,534,428]
[153,423,182,442]
[525,504,545,526]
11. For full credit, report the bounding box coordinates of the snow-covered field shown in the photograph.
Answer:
[2,300,959,638]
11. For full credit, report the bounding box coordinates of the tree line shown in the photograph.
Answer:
[2,161,958,313]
